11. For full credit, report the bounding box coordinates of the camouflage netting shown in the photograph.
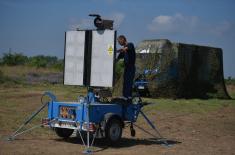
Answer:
[113,39,230,99]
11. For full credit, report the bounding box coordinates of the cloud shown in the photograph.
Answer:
[147,13,232,37]
[148,13,198,34]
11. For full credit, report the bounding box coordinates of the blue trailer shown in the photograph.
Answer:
[43,91,143,144]
[7,91,168,153]
[7,15,170,154]
[39,90,167,154]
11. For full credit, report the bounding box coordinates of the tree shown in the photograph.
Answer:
[2,52,28,66]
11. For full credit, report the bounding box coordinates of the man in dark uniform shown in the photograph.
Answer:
[117,35,136,101]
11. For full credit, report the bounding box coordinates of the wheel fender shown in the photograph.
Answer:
[102,113,124,129]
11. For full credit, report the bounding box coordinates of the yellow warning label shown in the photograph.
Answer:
[107,45,113,56]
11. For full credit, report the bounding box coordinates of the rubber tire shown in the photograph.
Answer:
[105,118,122,144]
[54,128,74,138]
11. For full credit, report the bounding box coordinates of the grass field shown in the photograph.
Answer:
[0,66,235,155]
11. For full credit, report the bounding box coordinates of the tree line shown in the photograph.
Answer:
[0,52,63,71]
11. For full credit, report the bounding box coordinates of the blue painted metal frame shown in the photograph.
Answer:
[48,101,142,124]
[46,91,144,133]
[47,93,143,131]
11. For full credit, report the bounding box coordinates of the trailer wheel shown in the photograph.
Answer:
[54,128,74,138]
[105,118,122,144]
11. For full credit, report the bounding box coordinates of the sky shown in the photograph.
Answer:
[0,0,235,77]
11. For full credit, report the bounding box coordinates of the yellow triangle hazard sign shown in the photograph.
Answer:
[108,45,113,56]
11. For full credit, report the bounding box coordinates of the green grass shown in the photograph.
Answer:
[0,84,87,138]
[143,98,235,114]
[0,65,60,77]
[0,65,62,85]
[0,83,234,140]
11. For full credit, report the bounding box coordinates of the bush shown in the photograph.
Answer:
[2,52,28,66]
[28,55,48,68]
[51,59,64,71]
[28,55,62,69]
[0,52,64,71]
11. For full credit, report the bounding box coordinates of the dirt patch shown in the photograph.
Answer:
[1,105,234,155]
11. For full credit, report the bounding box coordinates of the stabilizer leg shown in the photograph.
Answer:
[139,110,170,146]
[7,101,49,141]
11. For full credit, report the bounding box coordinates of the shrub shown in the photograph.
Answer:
[51,59,64,71]
[28,55,60,68]
[2,52,28,66]
[0,52,63,70]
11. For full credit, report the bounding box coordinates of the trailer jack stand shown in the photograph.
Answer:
[6,119,55,142]
[130,123,136,137]
[6,92,56,141]
[139,110,171,147]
